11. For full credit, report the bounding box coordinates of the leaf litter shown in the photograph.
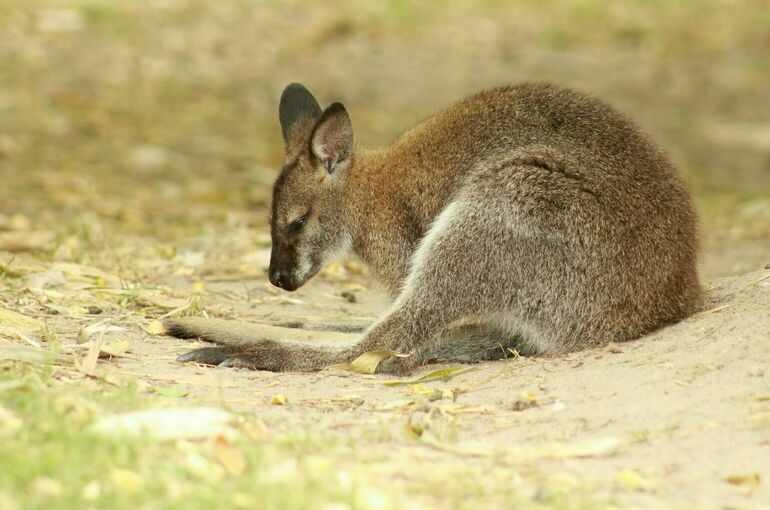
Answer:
[89,407,237,441]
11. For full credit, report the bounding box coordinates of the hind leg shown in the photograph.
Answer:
[341,194,558,374]
[415,324,525,364]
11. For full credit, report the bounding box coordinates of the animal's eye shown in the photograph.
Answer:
[288,214,308,235]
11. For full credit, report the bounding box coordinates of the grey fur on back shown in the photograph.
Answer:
[166,83,701,374]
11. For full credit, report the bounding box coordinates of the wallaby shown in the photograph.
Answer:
[165,82,701,374]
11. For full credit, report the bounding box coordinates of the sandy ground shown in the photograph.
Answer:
[101,264,770,508]
[1,219,768,508]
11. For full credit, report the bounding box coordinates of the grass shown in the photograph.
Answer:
[0,362,620,509]
[0,363,358,510]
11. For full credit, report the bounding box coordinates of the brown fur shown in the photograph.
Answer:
[167,82,701,374]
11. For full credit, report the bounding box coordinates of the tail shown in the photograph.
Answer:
[163,317,359,346]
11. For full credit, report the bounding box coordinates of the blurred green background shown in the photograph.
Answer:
[1,0,768,278]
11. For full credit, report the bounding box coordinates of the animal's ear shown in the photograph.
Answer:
[310,102,354,173]
[279,83,322,144]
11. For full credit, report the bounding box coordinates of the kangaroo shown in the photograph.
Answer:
[165,82,701,374]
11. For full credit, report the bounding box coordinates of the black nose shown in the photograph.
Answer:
[269,269,285,288]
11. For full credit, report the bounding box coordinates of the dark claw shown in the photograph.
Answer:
[176,346,237,365]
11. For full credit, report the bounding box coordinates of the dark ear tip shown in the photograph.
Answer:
[318,102,351,126]
[279,83,322,142]
[326,102,348,115]
[282,82,309,98]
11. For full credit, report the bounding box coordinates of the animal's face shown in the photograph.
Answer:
[268,84,354,291]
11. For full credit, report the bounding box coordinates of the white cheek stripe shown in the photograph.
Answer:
[294,232,353,282]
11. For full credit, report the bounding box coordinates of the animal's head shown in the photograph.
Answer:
[268,83,355,291]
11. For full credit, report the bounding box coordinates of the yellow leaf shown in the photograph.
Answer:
[110,468,143,494]
[422,435,623,462]
[77,335,104,376]
[0,308,42,336]
[383,366,475,386]
[213,436,247,476]
[407,384,450,401]
[726,473,760,491]
[28,477,62,499]
[78,322,124,344]
[81,480,101,500]
[89,407,235,440]
[0,405,23,433]
[0,230,54,252]
[134,289,188,309]
[99,340,130,358]
[329,350,409,374]
[408,385,435,395]
[153,386,188,398]
[616,469,646,491]
[145,319,165,335]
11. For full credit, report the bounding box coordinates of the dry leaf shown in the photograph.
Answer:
[407,385,449,401]
[78,322,125,344]
[134,290,189,309]
[330,350,409,374]
[749,411,770,429]
[213,436,247,475]
[0,308,42,336]
[512,391,539,411]
[153,386,188,398]
[726,473,760,491]
[0,405,23,433]
[0,230,54,252]
[421,434,623,462]
[383,366,475,386]
[99,340,130,358]
[408,385,436,396]
[77,335,104,375]
[510,436,623,461]
[81,480,101,500]
[28,263,120,290]
[0,343,63,363]
[28,477,62,499]
[0,380,25,392]
[146,319,165,335]
[182,451,224,479]
[89,407,235,440]
[110,468,143,494]
[616,469,648,491]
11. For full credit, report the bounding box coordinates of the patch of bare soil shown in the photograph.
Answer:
[118,267,770,508]
[1,215,768,508]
